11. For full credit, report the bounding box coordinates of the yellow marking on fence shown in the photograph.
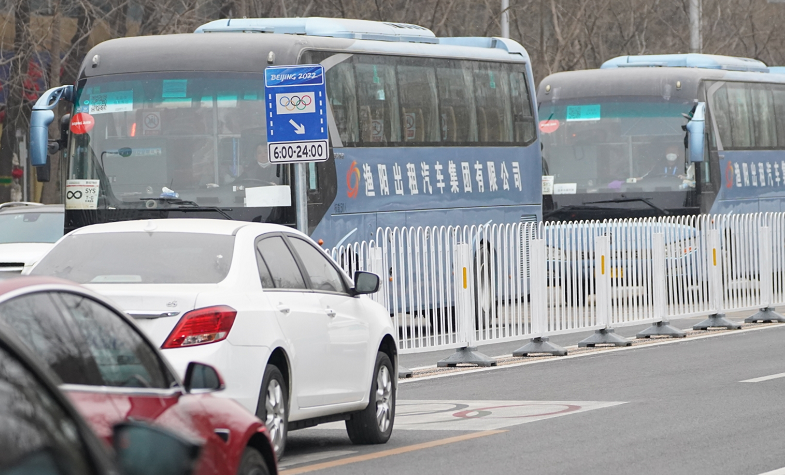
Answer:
[713,248,717,266]
[601,255,605,274]
[463,267,467,289]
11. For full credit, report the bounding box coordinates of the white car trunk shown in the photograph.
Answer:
[85,283,200,346]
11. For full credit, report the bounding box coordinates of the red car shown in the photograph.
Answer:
[0,276,277,475]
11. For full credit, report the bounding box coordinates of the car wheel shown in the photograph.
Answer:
[345,351,395,444]
[236,447,270,475]
[257,365,288,459]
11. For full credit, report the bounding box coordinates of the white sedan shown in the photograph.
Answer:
[30,218,397,458]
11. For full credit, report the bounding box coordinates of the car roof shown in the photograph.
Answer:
[69,218,298,236]
[0,276,81,301]
[0,204,64,215]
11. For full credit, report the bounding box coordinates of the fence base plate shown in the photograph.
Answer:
[398,365,413,379]
[744,307,785,323]
[578,328,631,347]
[693,313,742,330]
[636,321,686,339]
[437,347,497,367]
[512,337,568,357]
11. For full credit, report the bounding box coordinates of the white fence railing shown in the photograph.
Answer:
[330,213,785,363]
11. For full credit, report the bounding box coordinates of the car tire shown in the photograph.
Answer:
[345,351,395,445]
[257,365,288,460]
[236,447,270,475]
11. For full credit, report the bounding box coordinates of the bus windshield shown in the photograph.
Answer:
[540,97,694,194]
[68,72,291,217]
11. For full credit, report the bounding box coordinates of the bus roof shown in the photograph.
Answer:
[601,53,768,72]
[537,66,785,103]
[195,17,528,55]
[80,24,529,79]
[196,17,438,43]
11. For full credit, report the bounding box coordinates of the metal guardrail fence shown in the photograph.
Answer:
[330,213,785,366]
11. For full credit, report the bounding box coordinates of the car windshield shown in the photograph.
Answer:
[31,232,234,284]
[68,72,291,212]
[0,212,63,244]
[540,97,693,194]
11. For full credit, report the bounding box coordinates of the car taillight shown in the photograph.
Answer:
[162,305,237,349]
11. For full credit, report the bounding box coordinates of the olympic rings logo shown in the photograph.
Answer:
[66,191,83,200]
[279,94,312,111]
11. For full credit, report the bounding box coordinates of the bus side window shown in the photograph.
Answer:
[397,62,440,143]
[726,83,754,148]
[510,69,536,145]
[355,59,400,144]
[436,61,477,144]
[710,84,731,149]
[749,83,776,148]
[325,61,359,146]
[473,63,514,143]
[773,85,785,148]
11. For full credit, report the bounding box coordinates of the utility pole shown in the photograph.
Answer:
[690,0,702,53]
[501,0,510,38]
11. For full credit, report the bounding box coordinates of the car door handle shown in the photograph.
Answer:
[326,308,337,318]
[277,304,291,314]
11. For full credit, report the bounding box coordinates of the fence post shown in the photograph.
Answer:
[746,226,785,323]
[513,238,567,356]
[579,235,631,347]
[637,232,686,338]
[437,240,497,367]
[693,228,742,330]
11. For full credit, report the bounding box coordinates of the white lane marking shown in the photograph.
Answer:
[400,323,785,384]
[278,450,358,468]
[307,399,625,431]
[741,372,785,383]
[758,468,785,475]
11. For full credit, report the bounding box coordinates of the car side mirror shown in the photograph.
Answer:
[183,362,225,393]
[113,422,201,475]
[352,271,380,295]
[686,102,705,163]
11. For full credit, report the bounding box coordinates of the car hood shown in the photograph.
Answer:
[83,283,201,347]
[0,242,54,264]
[0,243,54,274]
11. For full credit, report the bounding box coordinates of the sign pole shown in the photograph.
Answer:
[264,64,329,235]
[296,163,308,233]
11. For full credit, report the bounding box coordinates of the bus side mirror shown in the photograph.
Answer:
[686,102,705,163]
[30,85,74,167]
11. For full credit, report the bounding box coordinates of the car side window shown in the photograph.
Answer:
[255,243,275,289]
[0,344,95,475]
[257,236,307,290]
[287,237,348,294]
[0,293,102,386]
[55,293,173,390]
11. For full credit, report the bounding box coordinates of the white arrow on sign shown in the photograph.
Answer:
[289,119,306,135]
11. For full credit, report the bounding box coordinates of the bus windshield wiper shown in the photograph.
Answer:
[583,197,669,216]
[139,197,233,220]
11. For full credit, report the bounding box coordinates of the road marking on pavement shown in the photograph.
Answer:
[401,323,785,384]
[310,399,626,431]
[758,467,785,475]
[278,450,357,469]
[394,400,626,430]
[279,430,506,475]
[740,372,785,383]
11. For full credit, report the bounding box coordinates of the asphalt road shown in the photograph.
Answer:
[282,315,785,475]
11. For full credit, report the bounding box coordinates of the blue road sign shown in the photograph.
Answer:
[265,65,329,163]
